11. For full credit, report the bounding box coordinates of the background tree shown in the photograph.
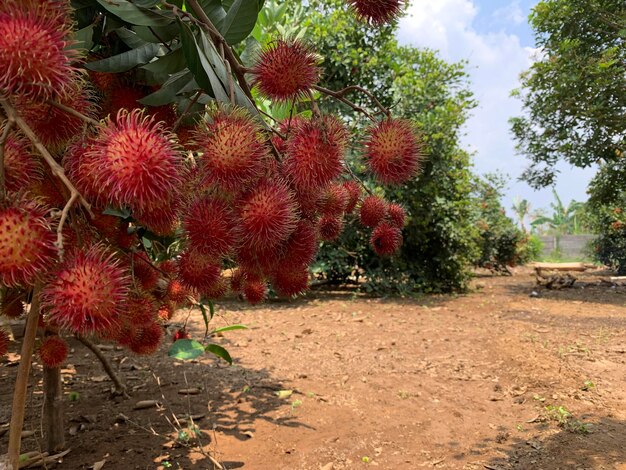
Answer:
[511,197,531,233]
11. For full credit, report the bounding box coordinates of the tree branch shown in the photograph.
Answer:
[45,100,100,127]
[312,85,377,121]
[77,336,128,398]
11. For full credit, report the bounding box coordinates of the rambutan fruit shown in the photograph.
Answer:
[178,250,222,293]
[239,180,298,250]
[272,263,309,297]
[3,131,43,193]
[116,222,138,250]
[347,0,404,25]
[129,321,162,355]
[370,222,403,256]
[64,139,102,205]
[27,170,67,209]
[0,197,56,287]
[359,195,388,228]
[132,252,160,291]
[342,180,361,214]
[0,329,9,358]
[1,288,26,318]
[133,197,180,236]
[236,241,282,275]
[319,214,344,241]
[284,116,348,191]
[123,289,158,324]
[294,188,323,218]
[320,183,349,216]
[166,279,192,305]
[230,268,246,293]
[0,2,78,99]
[193,108,269,191]
[172,328,190,342]
[202,275,228,300]
[251,39,321,102]
[157,302,176,322]
[242,275,267,304]
[38,335,68,368]
[183,196,240,257]
[89,210,122,241]
[387,203,406,228]
[84,109,183,213]
[364,118,422,184]
[280,219,318,266]
[41,245,130,335]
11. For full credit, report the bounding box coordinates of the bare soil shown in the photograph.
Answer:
[3,268,626,469]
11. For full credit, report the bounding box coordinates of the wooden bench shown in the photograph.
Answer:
[532,262,593,289]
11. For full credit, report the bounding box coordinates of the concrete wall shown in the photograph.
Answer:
[539,234,596,259]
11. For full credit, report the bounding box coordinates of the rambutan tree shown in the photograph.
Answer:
[0,0,424,467]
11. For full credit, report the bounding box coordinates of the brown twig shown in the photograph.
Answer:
[0,96,93,218]
[148,26,172,52]
[45,100,100,127]
[0,119,15,199]
[312,85,377,121]
[172,90,202,132]
[77,336,128,398]
[344,163,374,197]
[54,192,78,260]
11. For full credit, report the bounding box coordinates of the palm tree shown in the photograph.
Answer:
[531,189,584,253]
[511,197,531,233]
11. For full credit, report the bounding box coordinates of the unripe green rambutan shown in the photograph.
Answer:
[319,214,344,241]
[0,329,9,358]
[193,108,269,191]
[359,195,388,228]
[388,203,406,228]
[184,196,240,258]
[41,245,130,335]
[251,39,321,102]
[347,0,404,25]
[370,222,403,256]
[3,131,43,194]
[284,116,348,191]
[38,335,68,368]
[364,118,422,184]
[0,197,56,287]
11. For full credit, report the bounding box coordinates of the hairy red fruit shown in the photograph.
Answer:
[1,289,26,318]
[38,336,68,368]
[319,214,344,241]
[0,198,56,287]
[90,210,121,241]
[239,180,298,249]
[342,180,361,214]
[129,321,162,355]
[203,276,228,300]
[133,252,160,291]
[133,197,180,236]
[123,290,158,325]
[370,222,403,256]
[0,329,9,358]
[281,220,318,266]
[178,250,222,293]
[294,188,323,218]
[64,139,102,205]
[364,118,422,184]
[3,132,43,193]
[388,203,406,228]
[230,268,246,293]
[242,275,267,304]
[236,242,282,275]
[184,196,240,257]
[157,302,176,322]
[347,0,404,25]
[0,2,77,98]
[193,108,268,191]
[172,329,190,342]
[359,195,388,228]
[116,222,138,250]
[320,183,349,216]
[272,263,309,297]
[41,245,130,335]
[284,116,348,191]
[252,39,321,102]
[84,109,183,212]
[166,279,191,304]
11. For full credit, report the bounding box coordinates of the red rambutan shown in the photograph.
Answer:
[177,250,222,293]
[84,109,183,213]
[347,0,404,25]
[370,222,403,256]
[251,39,321,102]
[172,328,190,342]
[284,116,348,191]
[193,108,269,191]
[387,203,406,228]
[319,214,344,241]
[3,131,43,194]
[156,302,176,322]
[116,222,138,250]
[239,180,298,250]
[0,329,9,358]
[359,195,388,228]
[1,288,26,318]
[0,197,56,287]
[183,196,240,258]
[89,210,122,241]
[133,196,180,236]
[364,118,422,184]
[129,321,162,355]
[0,2,78,98]
[272,263,309,297]
[132,252,160,291]
[280,219,318,266]
[123,289,158,325]
[242,275,267,304]
[41,245,130,335]
[230,268,246,293]
[38,335,68,368]
[166,279,192,305]
[342,180,361,214]
[320,183,349,216]
[202,275,228,300]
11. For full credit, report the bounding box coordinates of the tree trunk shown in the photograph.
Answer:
[43,365,65,452]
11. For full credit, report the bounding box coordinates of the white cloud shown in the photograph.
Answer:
[396,0,593,210]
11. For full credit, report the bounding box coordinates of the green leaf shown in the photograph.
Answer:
[86,42,161,72]
[70,24,96,51]
[141,47,186,74]
[205,344,233,364]
[169,339,205,360]
[133,24,181,43]
[211,324,248,334]
[139,70,194,106]
[102,206,132,218]
[115,27,148,48]
[208,300,215,319]
[198,302,210,337]
[192,0,227,27]
[96,0,173,26]
[220,0,261,45]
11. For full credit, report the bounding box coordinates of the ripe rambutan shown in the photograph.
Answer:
[202,275,228,300]
[272,263,309,297]
[1,288,26,318]
[116,222,138,250]
[172,328,190,342]
[64,139,102,205]
[89,210,121,241]
[239,180,298,249]
[359,195,388,228]
[41,245,130,335]
[132,252,160,291]
[364,118,422,184]
[236,242,282,275]
[3,132,43,193]
[251,39,321,102]
[320,183,349,216]
[0,329,9,358]
[242,275,267,304]
[0,2,78,98]
[166,279,192,305]
[347,0,404,25]
[183,196,240,257]
[193,108,269,191]
[123,289,158,324]
[342,180,361,214]
[319,214,344,241]
[387,203,406,228]
[133,197,180,236]
[178,250,222,293]
[230,268,246,293]
[284,116,348,191]
[294,188,323,218]
[38,335,68,368]
[129,321,162,355]
[280,220,318,266]
[83,109,183,213]
[0,197,56,287]
[370,222,403,256]
[157,302,176,322]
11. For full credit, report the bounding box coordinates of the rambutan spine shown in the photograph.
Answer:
[38,335,69,368]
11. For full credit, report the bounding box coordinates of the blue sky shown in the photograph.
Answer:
[396,0,594,215]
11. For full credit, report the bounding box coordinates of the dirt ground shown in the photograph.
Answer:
[3,267,626,469]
